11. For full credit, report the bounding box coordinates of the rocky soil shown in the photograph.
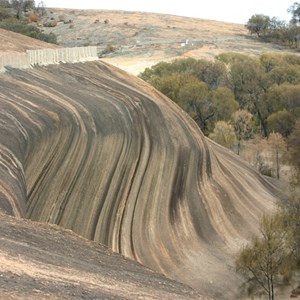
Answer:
[0,212,208,300]
[38,8,297,74]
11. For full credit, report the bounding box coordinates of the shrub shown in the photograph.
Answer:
[0,18,57,43]
[100,44,115,56]
[0,7,9,19]
[209,121,236,149]
[28,14,38,22]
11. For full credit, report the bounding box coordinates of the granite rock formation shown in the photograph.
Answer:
[0,60,280,299]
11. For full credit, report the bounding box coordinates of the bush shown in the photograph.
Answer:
[28,14,38,22]
[255,154,272,176]
[0,7,10,20]
[0,18,57,43]
[100,44,115,56]
[0,0,10,9]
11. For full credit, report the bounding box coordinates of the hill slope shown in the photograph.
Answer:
[0,28,60,55]
[0,60,280,299]
[39,8,295,74]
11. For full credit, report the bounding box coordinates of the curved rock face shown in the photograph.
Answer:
[0,61,279,299]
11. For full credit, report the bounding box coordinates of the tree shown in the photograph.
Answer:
[246,14,271,38]
[195,60,228,90]
[150,72,189,101]
[229,55,269,136]
[260,53,285,73]
[263,83,300,128]
[217,52,248,65]
[267,132,287,179]
[0,0,10,8]
[36,1,45,16]
[236,215,288,300]
[209,121,236,149]
[287,119,300,176]
[267,110,295,137]
[10,0,35,18]
[232,109,253,155]
[288,2,300,25]
[211,87,239,123]
[280,25,300,48]
[267,65,300,85]
[178,81,214,134]
[279,189,300,266]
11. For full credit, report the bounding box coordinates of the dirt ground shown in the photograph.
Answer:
[38,8,298,75]
[0,212,208,299]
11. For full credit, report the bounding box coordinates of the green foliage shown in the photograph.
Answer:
[100,44,116,56]
[0,7,9,19]
[217,52,248,64]
[178,80,214,134]
[287,120,300,176]
[245,3,300,49]
[139,58,231,135]
[0,18,57,43]
[228,55,269,136]
[209,121,236,149]
[245,14,271,37]
[267,110,295,137]
[288,2,300,25]
[212,87,239,122]
[232,109,253,154]
[279,189,300,265]
[0,0,10,8]
[237,188,300,298]
[268,65,300,85]
[9,0,35,18]
[193,60,228,90]
[139,53,300,141]
[236,215,289,300]
[260,53,286,72]
[263,84,300,120]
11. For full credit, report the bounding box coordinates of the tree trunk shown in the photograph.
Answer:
[270,274,274,300]
[237,140,241,155]
[276,148,279,179]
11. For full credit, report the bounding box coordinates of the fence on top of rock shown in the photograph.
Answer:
[0,46,98,72]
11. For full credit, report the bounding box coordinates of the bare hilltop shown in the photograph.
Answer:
[38,8,295,74]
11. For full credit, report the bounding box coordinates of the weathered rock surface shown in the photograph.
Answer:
[0,60,280,299]
[0,212,207,299]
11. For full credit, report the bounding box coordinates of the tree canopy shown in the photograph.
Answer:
[245,3,300,48]
[140,53,300,141]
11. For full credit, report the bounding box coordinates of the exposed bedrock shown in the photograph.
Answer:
[0,61,279,299]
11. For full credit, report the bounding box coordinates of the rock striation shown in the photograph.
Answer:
[0,61,280,299]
